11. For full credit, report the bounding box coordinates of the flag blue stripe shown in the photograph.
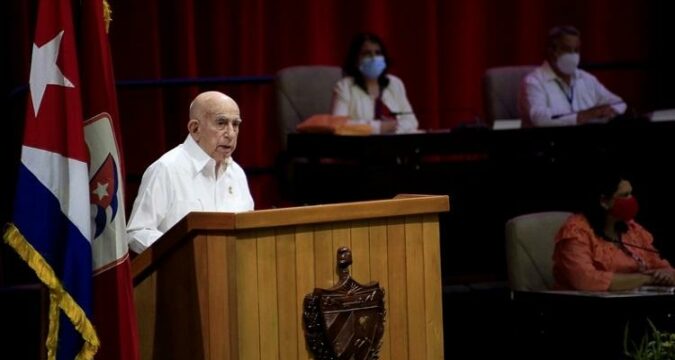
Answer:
[111,155,119,218]
[13,163,93,360]
[58,312,84,360]
[94,206,106,238]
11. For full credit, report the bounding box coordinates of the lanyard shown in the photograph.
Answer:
[554,79,574,106]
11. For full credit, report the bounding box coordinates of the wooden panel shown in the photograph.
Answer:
[386,217,409,359]
[314,224,334,289]
[332,223,351,283]
[131,214,232,282]
[332,223,352,250]
[152,239,204,360]
[201,233,238,359]
[368,219,390,359]
[226,235,239,359]
[422,215,444,359]
[404,216,427,359]
[131,195,449,359]
[257,230,279,360]
[295,226,315,360]
[350,220,371,282]
[234,195,449,230]
[135,273,156,360]
[132,195,450,282]
[236,232,260,359]
[275,228,298,360]
[193,236,211,357]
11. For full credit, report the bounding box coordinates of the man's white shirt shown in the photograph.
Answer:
[127,135,254,253]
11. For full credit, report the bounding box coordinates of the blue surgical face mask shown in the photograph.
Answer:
[359,55,387,80]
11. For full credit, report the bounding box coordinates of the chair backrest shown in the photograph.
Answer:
[505,211,571,291]
[275,65,343,148]
[482,65,536,127]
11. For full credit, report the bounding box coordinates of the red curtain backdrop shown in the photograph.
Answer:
[3,0,672,213]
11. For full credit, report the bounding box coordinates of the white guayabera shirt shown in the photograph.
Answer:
[126,135,254,253]
[519,61,626,127]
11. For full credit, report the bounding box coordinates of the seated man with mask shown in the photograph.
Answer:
[518,25,626,127]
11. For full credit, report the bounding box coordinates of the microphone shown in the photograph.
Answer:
[601,222,662,253]
[602,237,661,254]
[602,222,662,255]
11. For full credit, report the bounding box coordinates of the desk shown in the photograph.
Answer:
[512,290,675,359]
[286,121,675,283]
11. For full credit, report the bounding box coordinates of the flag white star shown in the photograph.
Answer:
[92,182,109,201]
[29,30,74,116]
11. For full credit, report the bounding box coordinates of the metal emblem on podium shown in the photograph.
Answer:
[303,247,386,359]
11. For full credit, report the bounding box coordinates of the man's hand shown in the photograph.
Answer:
[577,105,618,124]
[379,119,397,133]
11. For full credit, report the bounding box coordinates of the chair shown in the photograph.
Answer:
[275,65,342,149]
[505,211,571,291]
[482,65,536,128]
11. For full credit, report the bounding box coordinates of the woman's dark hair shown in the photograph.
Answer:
[342,32,391,92]
[579,168,630,237]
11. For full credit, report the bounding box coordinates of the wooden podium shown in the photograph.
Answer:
[132,194,449,359]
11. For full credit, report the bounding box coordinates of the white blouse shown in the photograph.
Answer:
[332,74,418,134]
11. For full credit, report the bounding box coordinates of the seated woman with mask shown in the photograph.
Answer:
[553,169,675,291]
[331,32,418,134]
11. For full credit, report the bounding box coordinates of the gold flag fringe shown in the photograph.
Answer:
[103,0,112,33]
[3,223,100,360]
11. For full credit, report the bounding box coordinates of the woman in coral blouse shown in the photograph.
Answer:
[553,171,675,291]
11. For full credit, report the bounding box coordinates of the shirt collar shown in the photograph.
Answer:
[183,135,232,176]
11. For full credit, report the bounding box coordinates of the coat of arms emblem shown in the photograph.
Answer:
[303,247,386,359]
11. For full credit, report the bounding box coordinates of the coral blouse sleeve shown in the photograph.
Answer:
[554,220,613,291]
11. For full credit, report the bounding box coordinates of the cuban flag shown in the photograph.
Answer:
[89,148,120,241]
[3,0,138,359]
[80,0,139,358]
[86,115,139,360]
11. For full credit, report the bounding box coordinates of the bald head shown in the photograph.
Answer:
[189,91,240,121]
[187,91,242,167]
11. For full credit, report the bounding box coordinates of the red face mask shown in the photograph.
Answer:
[609,196,639,221]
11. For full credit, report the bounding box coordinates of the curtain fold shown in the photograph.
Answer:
[4,0,659,210]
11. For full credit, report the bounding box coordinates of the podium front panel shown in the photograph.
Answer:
[133,196,448,359]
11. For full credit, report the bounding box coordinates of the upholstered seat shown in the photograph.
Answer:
[275,65,342,149]
[505,211,571,291]
[482,65,536,128]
